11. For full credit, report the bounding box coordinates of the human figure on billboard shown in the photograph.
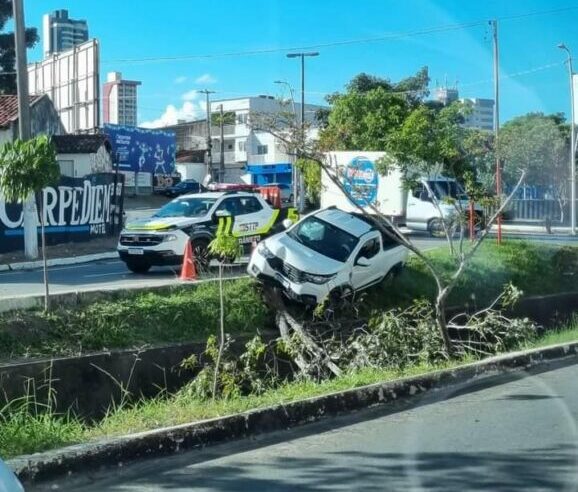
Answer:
[154,144,166,175]
[137,141,150,172]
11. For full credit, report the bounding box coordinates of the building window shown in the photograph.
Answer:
[257,145,268,155]
[227,143,234,150]
[238,140,246,152]
[236,113,248,125]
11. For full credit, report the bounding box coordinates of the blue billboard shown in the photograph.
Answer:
[104,124,176,175]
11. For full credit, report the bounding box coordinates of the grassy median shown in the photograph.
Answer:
[0,241,577,360]
[2,322,578,460]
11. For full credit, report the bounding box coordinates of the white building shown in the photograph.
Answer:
[103,72,141,127]
[43,9,89,57]
[28,39,100,134]
[460,98,495,132]
[207,95,323,183]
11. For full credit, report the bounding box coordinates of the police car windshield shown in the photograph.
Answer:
[154,198,217,218]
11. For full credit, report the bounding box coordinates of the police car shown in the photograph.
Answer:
[118,190,298,273]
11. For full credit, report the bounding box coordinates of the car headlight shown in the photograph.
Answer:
[163,234,178,242]
[257,242,275,259]
[302,272,336,284]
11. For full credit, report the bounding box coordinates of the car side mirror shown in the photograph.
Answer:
[419,191,431,202]
[355,257,370,267]
[282,218,293,230]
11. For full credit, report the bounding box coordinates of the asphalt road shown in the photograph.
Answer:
[0,238,444,299]
[32,360,578,491]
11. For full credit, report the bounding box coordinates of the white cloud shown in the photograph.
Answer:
[174,76,187,84]
[182,89,199,101]
[195,73,216,84]
[140,100,205,128]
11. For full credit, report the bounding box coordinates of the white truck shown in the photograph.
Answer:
[320,151,483,236]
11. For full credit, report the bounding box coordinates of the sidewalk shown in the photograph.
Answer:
[0,195,168,269]
[488,222,578,240]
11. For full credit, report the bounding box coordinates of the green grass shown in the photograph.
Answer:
[0,279,269,360]
[5,318,578,461]
[367,240,578,310]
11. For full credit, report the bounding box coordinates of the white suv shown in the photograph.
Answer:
[248,207,408,305]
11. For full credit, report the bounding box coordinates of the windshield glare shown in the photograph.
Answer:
[428,180,465,200]
[288,216,358,262]
[154,198,216,218]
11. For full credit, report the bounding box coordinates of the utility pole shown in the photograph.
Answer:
[287,52,319,212]
[219,104,225,183]
[200,90,215,181]
[559,43,576,235]
[14,0,38,259]
[491,19,502,245]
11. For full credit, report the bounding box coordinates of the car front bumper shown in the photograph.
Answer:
[247,253,333,305]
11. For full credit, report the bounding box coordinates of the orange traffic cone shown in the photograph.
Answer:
[180,239,197,281]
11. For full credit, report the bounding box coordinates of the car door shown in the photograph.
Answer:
[406,183,437,230]
[214,196,271,243]
[350,233,386,290]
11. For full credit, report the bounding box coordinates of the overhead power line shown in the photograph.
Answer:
[102,5,578,65]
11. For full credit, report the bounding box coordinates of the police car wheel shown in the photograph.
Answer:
[125,261,151,274]
[193,239,210,271]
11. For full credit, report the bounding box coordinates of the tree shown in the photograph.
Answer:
[257,71,523,358]
[208,224,242,400]
[0,0,38,94]
[0,136,59,310]
[500,113,569,221]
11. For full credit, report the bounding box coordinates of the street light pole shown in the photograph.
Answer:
[559,43,576,235]
[200,89,215,182]
[275,80,298,208]
[287,52,319,212]
[13,0,38,259]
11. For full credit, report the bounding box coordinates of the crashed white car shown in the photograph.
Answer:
[248,207,408,305]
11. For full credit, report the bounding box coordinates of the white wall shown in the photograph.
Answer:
[56,146,112,178]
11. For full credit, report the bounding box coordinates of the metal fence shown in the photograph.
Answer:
[486,199,567,223]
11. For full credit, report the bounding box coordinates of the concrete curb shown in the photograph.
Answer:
[8,340,578,485]
[4,251,118,272]
[0,273,250,313]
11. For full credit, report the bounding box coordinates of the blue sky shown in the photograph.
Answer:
[23,0,578,127]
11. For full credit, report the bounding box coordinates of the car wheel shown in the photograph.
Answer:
[328,285,354,309]
[192,239,210,272]
[125,261,151,274]
[428,218,446,238]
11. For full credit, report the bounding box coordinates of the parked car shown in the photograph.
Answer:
[260,183,293,203]
[248,207,408,305]
[163,179,205,198]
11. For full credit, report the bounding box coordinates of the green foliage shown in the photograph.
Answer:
[209,229,242,262]
[318,70,488,191]
[500,113,568,198]
[0,279,268,359]
[0,0,39,94]
[179,334,280,400]
[296,158,322,204]
[368,241,575,311]
[0,135,59,202]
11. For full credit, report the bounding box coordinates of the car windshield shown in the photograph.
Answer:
[153,198,216,218]
[287,216,358,262]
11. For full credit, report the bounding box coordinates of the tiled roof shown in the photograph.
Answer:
[52,134,110,154]
[0,95,43,128]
